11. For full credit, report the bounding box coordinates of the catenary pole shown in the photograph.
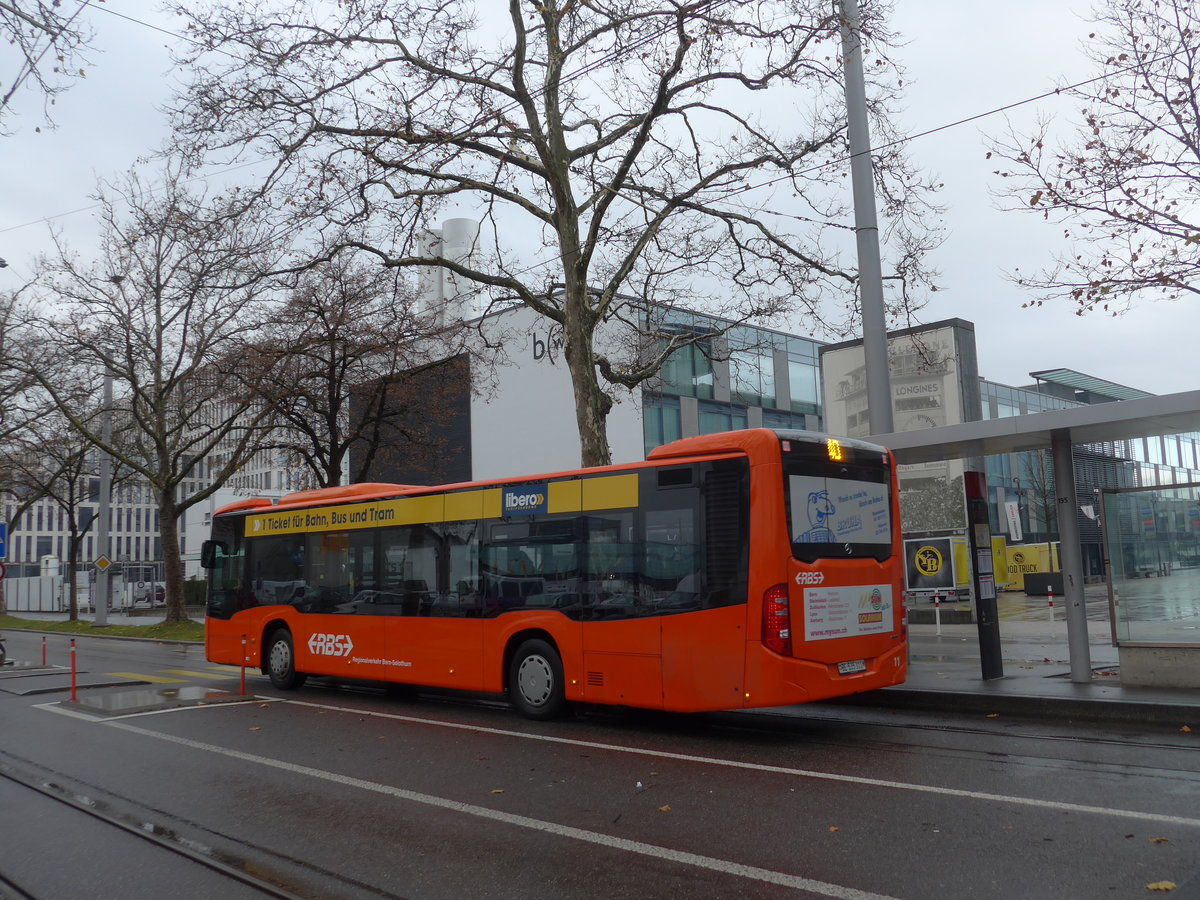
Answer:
[94,369,112,626]
[839,0,893,434]
[1051,433,1093,682]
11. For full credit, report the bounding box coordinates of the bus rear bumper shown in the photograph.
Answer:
[744,641,908,708]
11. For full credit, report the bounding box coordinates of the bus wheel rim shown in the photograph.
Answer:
[517,655,552,706]
[270,639,290,676]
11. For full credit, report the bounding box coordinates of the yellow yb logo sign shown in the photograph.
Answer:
[915,545,943,577]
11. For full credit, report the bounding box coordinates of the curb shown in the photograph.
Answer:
[0,627,203,648]
[828,686,1200,727]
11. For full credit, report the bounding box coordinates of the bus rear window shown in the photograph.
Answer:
[782,438,892,562]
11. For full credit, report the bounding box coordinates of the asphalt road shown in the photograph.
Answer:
[1,630,1198,899]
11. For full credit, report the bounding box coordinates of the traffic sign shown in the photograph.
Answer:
[0,562,6,580]
[0,522,6,560]
[95,555,112,571]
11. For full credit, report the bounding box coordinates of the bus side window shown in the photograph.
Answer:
[583,513,636,615]
[642,507,702,611]
[441,521,481,617]
[248,535,307,609]
[380,525,439,616]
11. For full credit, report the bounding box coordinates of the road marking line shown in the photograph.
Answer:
[37,699,280,722]
[105,718,896,900]
[160,669,236,679]
[106,672,187,684]
[275,698,1200,829]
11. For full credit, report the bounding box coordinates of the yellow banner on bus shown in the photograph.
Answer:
[245,473,640,538]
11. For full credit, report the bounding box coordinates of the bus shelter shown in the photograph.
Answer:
[1102,482,1200,687]
[876,388,1200,685]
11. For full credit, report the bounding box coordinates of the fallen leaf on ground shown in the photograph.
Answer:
[828,826,839,833]
[249,727,261,731]
[1150,837,1170,844]
[1181,726,1192,734]
[659,805,671,812]
[986,713,1000,719]
[491,789,505,794]
[1145,881,1176,891]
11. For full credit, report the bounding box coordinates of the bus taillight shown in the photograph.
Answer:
[762,584,792,656]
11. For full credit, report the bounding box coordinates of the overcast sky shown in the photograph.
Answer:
[3,1,1197,396]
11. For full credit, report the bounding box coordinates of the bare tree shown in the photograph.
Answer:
[15,168,290,622]
[0,285,47,614]
[170,0,941,466]
[0,407,133,619]
[250,257,474,488]
[989,0,1200,314]
[1,0,95,130]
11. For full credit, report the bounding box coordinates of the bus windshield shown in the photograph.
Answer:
[783,437,893,562]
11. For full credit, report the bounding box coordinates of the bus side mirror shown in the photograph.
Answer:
[200,540,224,569]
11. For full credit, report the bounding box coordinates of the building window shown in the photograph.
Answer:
[643,396,682,455]
[729,350,775,408]
[788,358,819,412]
[762,409,811,431]
[698,400,747,435]
[659,340,714,400]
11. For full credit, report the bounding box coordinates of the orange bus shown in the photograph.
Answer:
[201,428,906,718]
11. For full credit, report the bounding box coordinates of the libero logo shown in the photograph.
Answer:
[503,484,547,516]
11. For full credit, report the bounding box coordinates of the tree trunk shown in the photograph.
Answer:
[561,288,613,468]
[156,501,189,623]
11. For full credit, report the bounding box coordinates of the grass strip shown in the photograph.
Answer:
[0,614,204,643]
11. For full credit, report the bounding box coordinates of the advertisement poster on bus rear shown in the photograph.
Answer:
[804,584,894,641]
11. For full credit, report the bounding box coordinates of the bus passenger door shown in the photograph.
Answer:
[580,512,663,708]
[382,522,486,692]
[653,460,749,712]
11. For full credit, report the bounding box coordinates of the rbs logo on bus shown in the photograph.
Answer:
[308,633,354,657]
[503,485,547,516]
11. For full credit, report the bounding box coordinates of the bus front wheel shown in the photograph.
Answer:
[266,629,307,690]
[509,638,567,720]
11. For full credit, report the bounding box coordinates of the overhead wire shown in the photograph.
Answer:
[1,0,96,114]
[2,0,1189,286]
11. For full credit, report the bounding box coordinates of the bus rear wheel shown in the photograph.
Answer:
[265,629,307,690]
[509,638,566,720]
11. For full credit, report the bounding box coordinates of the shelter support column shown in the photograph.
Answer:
[1051,431,1093,682]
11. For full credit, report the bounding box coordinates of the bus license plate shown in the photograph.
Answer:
[837,659,866,675]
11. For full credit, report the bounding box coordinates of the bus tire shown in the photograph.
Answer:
[266,629,307,690]
[509,638,566,720]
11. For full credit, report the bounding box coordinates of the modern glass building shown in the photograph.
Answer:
[642,311,823,456]
[979,370,1200,577]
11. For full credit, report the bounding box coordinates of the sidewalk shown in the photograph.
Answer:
[838,618,1200,726]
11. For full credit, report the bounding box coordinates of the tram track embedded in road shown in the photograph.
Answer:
[0,755,401,900]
